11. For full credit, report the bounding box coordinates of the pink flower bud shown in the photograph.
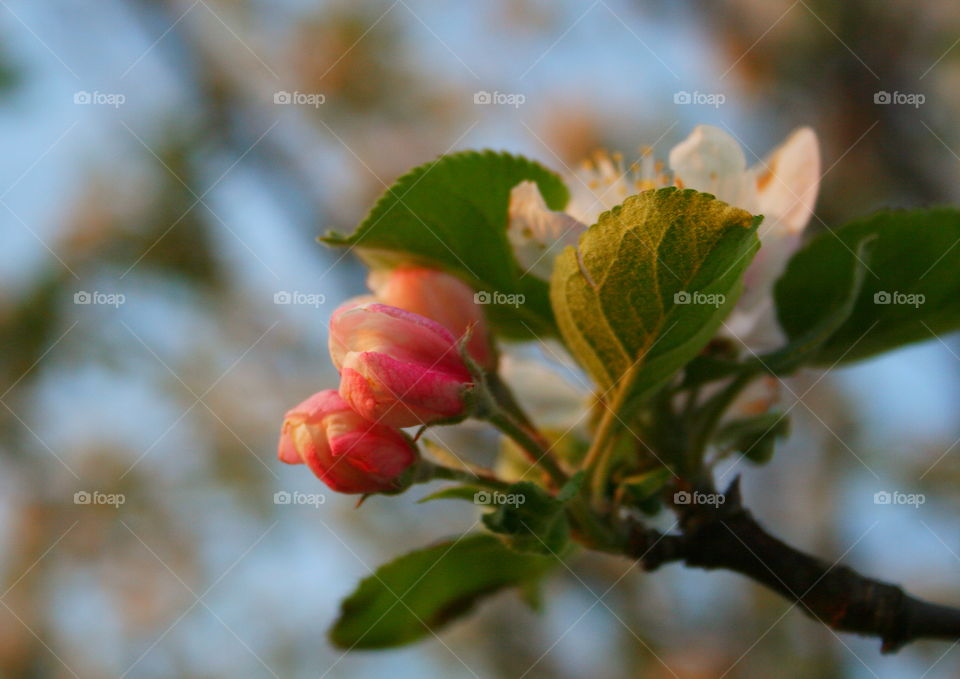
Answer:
[278,390,417,494]
[367,267,496,369]
[329,302,473,427]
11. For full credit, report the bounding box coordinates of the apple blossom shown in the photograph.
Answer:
[278,390,417,494]
[507,125,820,353]
[329,302,473,427]
[367,267,496,369]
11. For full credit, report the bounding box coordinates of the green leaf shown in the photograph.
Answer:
[775,208,960,364]
[322,151,569,337]
[551,187,760,408]
[482,473,584,555]
[330,534,554,649]
[753,237,874,374]
[716,412,790,465]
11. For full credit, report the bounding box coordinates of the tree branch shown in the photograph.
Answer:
[625,479,960,652]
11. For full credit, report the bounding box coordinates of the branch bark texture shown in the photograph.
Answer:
[626,480,960,652]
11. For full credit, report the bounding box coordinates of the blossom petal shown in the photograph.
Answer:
[329,302,461,373]
[278,390,347,464]
[508,181,586,279]
[288,422,332,476]
[277,388,418,494]
[368,267,496,369]
[277,422,303,464]
[339,351,468,427]
[283,389,350,422]
[753,126,821,235]
[328,424,415,480]
[668,125,752,208]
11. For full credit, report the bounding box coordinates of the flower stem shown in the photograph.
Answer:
[483,406,568,487]
[417,460,512,490]
[685,371,754,474]
[582,363,642,503]
[463,359,568,488]
[484,372,537,430]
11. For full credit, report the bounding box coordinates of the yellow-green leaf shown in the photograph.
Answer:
[550,187,759,407]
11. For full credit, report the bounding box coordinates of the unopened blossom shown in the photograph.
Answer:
[507,125,821,353]
[278,390,417,494]
[329,302,473,428]
[367,267,496,369]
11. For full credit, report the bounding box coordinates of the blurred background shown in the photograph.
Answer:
[2,0,960,677]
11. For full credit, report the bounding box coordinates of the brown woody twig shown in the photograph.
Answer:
[626,478,960,653]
